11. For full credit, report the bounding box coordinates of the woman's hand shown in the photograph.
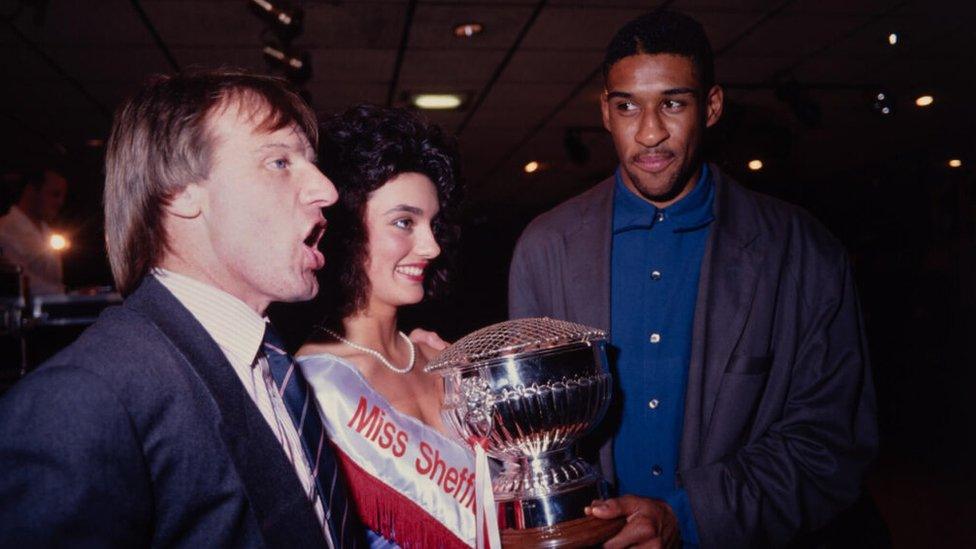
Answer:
[408,328,450,351]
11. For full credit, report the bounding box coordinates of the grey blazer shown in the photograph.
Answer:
[0,277,341,547]
[509,165,878,548]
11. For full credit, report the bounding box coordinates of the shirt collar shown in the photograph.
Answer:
[153,268,268,368]
[612,164,715,234]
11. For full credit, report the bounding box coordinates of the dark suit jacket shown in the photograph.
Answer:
[509,166,878,548]
[0,277,330,548]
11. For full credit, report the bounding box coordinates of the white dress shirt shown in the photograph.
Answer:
[0,206,64,294]
[153,268,329,538]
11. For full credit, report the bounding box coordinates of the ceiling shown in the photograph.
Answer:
[1,0,974,209]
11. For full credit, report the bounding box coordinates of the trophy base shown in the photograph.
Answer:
[500,514,626,548]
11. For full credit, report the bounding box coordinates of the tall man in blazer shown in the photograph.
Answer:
[0,70,363,547]
[509,11,878,548]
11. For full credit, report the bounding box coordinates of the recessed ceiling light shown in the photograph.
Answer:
[887,32,898,46]
[915,95,934,107]
[411,93,463,110]
[524,161,540,174]
[948,159,962,168]
[454,22,483,38]
[748,159,763,171]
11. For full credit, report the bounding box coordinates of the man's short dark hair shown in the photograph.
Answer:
[317,104,461,325]
[603,10,715,91]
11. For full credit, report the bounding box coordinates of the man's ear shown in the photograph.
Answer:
[705,84,724,128]
[165,183,203,219]
[600,90,612,132]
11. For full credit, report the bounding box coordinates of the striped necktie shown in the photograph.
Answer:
[262,324,361,548]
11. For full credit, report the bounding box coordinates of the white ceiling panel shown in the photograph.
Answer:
[500,50,603,84]
[297,2,408,50]
[7,0,155,46]
[141,0,268,47]
[521,7,648,50]
[310,49,397,83]
[398,49,507,87]
[723,13,873,57]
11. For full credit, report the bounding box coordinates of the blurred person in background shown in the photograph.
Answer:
[0,167,68,294]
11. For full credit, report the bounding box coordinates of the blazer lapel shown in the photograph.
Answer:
[681,168,763,470]
[566,176,615,331]
[125,277,326,547]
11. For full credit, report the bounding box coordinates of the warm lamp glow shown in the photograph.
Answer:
[748,159,763,171]
[49,233,69,251]
[887,33,898,45]
[948,159,962,168]
[915,95,934,107]
[524,161,540,174]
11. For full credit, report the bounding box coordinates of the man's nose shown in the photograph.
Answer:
[304,167,338,207]
[636,110,669,147]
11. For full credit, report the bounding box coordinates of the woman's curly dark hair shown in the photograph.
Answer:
[317,104,462,324]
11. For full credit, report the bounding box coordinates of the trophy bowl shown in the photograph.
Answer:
[425,317,624,547]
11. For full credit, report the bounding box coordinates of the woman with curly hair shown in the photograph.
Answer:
[297,104,474,548]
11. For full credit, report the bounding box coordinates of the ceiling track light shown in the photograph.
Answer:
[249,0,304,38]
[872,90,895,116]
[263,43,311,84]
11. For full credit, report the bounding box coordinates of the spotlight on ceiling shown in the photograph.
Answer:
[410,93,464,110]
[948,159,963,168]
[748,159,763,171]
[887,32,898,46]
[263,44,311,84]
[872,90,895,116]
[454,22,484,38]
[915,94,934,107]
[524,161,540,174]
[249,0,303,35]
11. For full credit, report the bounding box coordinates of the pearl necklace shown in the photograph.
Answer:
[318,326,415,374]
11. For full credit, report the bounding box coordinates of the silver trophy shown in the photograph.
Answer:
[425,317,623,547]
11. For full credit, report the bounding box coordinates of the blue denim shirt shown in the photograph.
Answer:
[610,165,714,546]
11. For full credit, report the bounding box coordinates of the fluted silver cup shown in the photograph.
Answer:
[425,317,612,530]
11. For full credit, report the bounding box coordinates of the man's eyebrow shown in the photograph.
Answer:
[255,141,317,161]
[383,204,423,215]
[606,88,698,99]
[663,87,698,96]
[254,142,293,153]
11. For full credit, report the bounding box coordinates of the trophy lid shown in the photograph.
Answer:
[425,317,606,372]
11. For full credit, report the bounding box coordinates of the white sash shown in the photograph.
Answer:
[299,354,476,547]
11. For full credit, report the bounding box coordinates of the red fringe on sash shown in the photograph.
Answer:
[334,445,470,549]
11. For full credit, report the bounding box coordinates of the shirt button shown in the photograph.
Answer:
[648,398,660,409]
[649,333,661,344]
[651,465,663,476]
[650,270,662,281]
[655,212,666,223]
